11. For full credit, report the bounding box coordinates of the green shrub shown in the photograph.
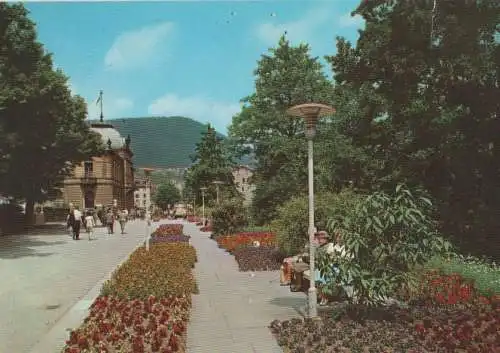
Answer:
[321,184,452,306]
[211,199,248,237]
[271,189,363,256]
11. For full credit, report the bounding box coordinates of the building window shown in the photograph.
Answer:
[143,193,146,198]
[143,200,146,206]
[84,161,93,176]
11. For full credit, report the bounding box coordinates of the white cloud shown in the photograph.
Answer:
[104,22,175,70]
[255,6,332,46]
[148,94,241,133]
[87,96,134,120]
[338,13,365,28]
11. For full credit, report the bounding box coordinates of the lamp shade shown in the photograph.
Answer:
[287,103,335,139]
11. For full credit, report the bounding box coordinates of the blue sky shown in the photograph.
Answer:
[26,0,365,134]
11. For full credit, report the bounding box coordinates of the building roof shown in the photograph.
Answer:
[90,122,126,150]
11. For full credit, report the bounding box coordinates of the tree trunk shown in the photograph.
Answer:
[25,198,35,225]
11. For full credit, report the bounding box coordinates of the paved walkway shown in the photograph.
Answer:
[0,219,160,353]
[185,222,304,353]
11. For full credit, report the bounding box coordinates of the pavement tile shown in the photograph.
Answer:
[184,222,303,353]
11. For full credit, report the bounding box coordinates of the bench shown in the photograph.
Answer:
[290,262,310,293]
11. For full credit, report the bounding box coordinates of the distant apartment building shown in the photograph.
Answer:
[232,165,255,205]
[134,177,157,210]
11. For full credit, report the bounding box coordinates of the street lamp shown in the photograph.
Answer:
[143,168,155,251]
[212,180,224,204]
[287,103,335,319]
[200,187,207,225]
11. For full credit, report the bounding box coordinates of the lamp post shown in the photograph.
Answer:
[287,103,335,319]
[143,168,155,251]
[212,181,224,204]
[200,187,207,224]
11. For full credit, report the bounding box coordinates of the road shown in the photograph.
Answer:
[0,219,154,353]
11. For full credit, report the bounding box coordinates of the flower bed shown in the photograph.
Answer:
[63,242,198,353]
[153,224,184,236]
[186,215,200,223]
[150,234,191,244]
[233,246,285,271]
[270,271,500,352]
[215,232,276,253]
[64,295,189,353]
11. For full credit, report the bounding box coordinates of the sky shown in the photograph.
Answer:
[26,0,365,134]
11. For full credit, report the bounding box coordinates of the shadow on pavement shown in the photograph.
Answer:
[0,237,66,259]
[23,223,69,236]
[269,296,306,315]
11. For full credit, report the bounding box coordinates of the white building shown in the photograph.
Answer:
[133,178,155,210]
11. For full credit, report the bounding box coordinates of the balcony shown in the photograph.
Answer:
[80,173,97,185]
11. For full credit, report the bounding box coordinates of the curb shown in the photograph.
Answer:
[29,225,158,353]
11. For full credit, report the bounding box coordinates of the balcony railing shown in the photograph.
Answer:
[80,172,97,185]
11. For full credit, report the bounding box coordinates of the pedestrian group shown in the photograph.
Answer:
[66,203,130,241]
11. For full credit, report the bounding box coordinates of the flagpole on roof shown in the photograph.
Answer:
[96,90,104,122]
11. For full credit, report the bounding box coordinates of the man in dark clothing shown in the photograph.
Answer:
[72,206,83,240]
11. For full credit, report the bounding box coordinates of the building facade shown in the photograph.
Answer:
[232,165,254,205]
[62,121,135,210]
[133,177,157,210]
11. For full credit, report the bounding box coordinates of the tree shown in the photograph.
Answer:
[229,36,335,224]
[184,124,237,205]
[0,3,103,223]
[327,0,500,258]
[153,182,181,210]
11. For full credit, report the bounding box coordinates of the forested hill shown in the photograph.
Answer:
[95,116,224,168]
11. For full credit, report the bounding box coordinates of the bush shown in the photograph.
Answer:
[211,199,247,237]
[101,243,198,299]
[233,246,285,271]
[271,189,363,256]
[321,184,452,306]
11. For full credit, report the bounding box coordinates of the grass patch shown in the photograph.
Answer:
[424,253,500,295]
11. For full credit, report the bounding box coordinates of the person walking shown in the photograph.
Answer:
[119,209,128,234]
[85,211,95,241]
[105,209,115,234]
[66,204,75,237]
[72,206,82,240]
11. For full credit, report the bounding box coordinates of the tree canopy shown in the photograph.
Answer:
[0,3,103,222]
[228,36,337,224]
[184,124,237,205]
[228,3,500,258]
[153,182,181,210]
[327,0,500,257]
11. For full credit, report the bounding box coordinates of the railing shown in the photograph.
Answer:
[80,172,97,185]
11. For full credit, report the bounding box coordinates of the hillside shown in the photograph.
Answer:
[96,116,224,168]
